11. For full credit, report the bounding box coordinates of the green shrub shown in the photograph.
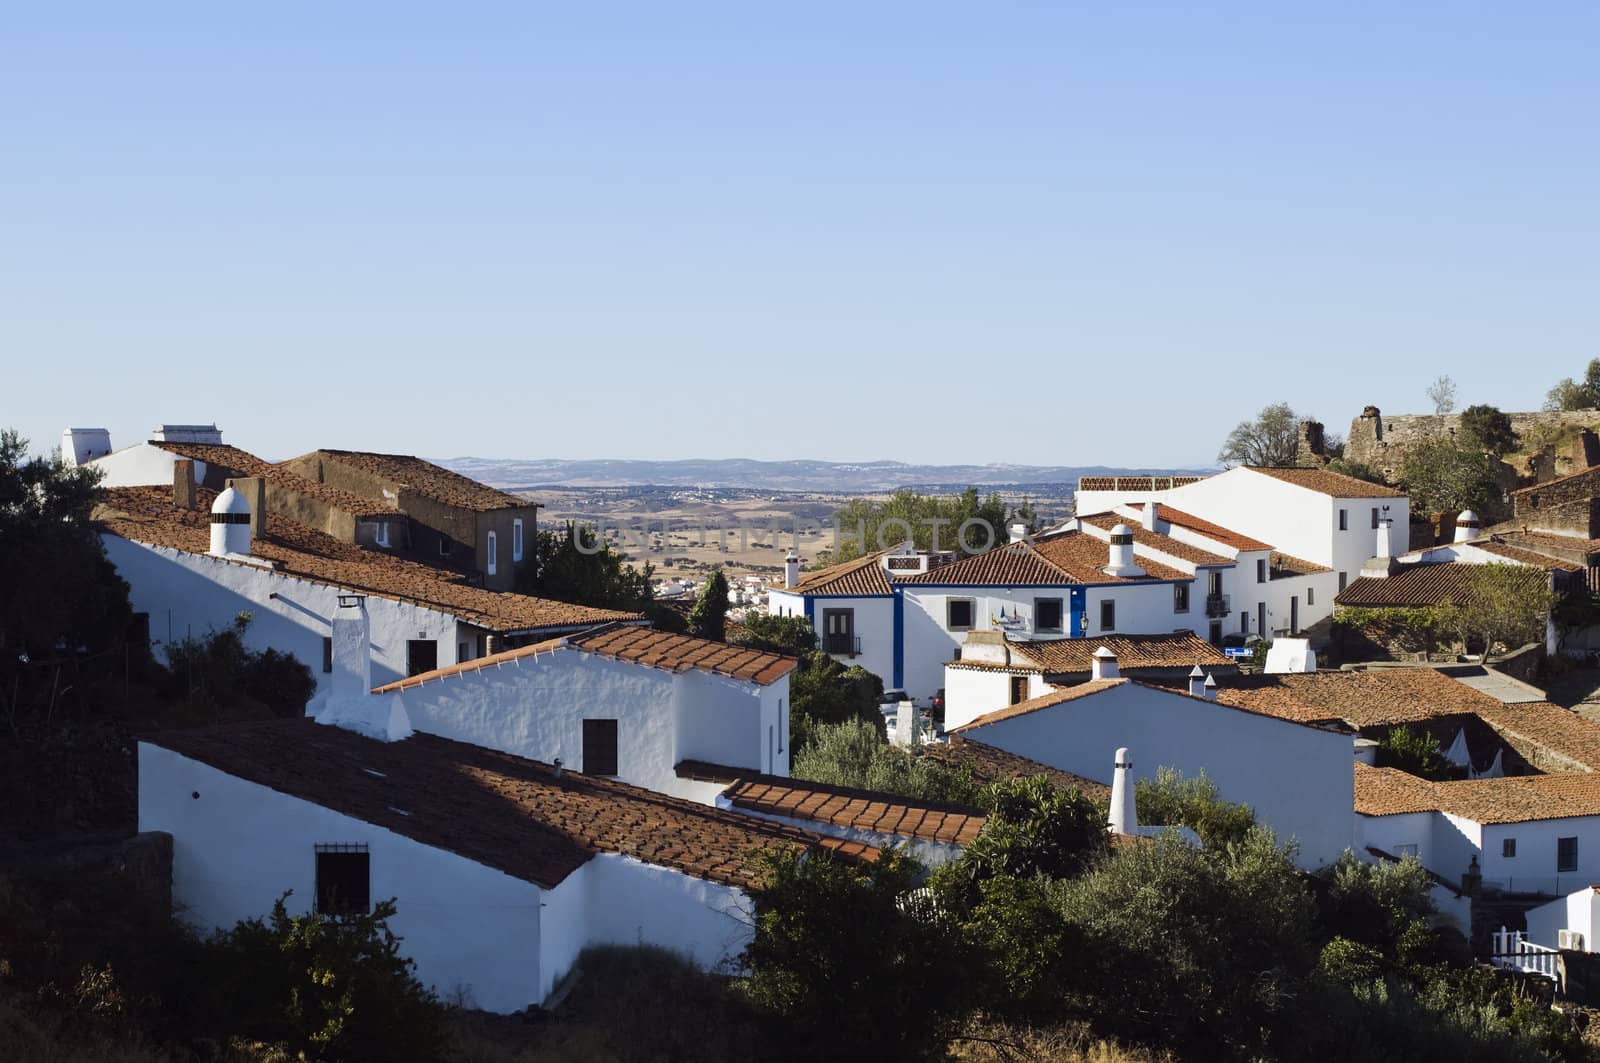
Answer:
[1132,766,1256,848]
[1375,726,1455,781]
[791,717,984,806]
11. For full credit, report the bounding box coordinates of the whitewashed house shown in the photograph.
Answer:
[372,624,797,804]
[95,478,637,710]
[765,549,898,685]
[1526,885,1600,953]
[948,652,1357,868]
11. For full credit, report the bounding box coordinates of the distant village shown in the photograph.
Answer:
[16,394,1600,1058]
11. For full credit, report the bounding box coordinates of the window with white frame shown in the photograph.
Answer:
[487,530,498,576]
[513,519,523,562]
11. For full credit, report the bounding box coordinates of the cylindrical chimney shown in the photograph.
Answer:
[1188,664,1205,698]
[1103,524,1145,577]
[784,550,799,589]
[1454,510,1481,544]
[209,486,252,557]
[1091,646,1120,681]
[1375,515,1393,559]
[1109,747,1135,836]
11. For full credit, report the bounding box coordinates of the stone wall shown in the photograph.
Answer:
[1345,406,1600,484]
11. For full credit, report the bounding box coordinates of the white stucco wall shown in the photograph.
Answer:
[140,744,544,1014]
[1526,888,1600,951]
[91,443,202,488]
[958,683,1355,868]
[537,852,754,999]
[1480,818,1600,896]
[106,535,461,706]
[942,665,1052,732]
[386,650,786,800]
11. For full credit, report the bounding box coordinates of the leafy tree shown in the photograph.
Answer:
[955,873,1078,1020]
[1314,852,1442,974]
[730,611,816,656]
[1216,402,1304,467]
[687,569,729,641]
[791,717,984,806]
[742,848,968,1060]
[827,487,1008,563]
[1426,375,1458,415]
[1324,458,1386,484]
[1441,562,1561,657]
[0,430,132,662]
[1543,358,1600,411]
[1458,404,1517,456]
[519,521,654,611]
[162,612,316,720]
[1133,766,1256,848]
[1053,828,1316,1057]
[1398,438,1502,516]
[786,650,882,750]
[1374,726,1454,781]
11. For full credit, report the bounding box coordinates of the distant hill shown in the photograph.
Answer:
[434,456,1213,494]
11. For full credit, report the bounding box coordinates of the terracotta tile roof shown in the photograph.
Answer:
[922,737,1111,802]
[1471,699,1600,773]
[1006,632,1233,676]
[1211,668,1495,729]
[1497,530,1600,555]
[899,532,1192,586]
[721,777,986,845]
[674,760,749,784]
[778,553,893,596]
[145,719,876,890]
[1270,552,1333,577]
[1473,540,1585,573]
[374,625,795,694]
[152,442,398,519]
[1512,464,1600,499]
[949,679,1128,731]
[1335,565,1476,608]
[1245,467,1406,498]
[97,486,638,636]
[301,450,533,512]
[945,658,1046,674]
[1355,762,1600,825]
[1126,503,1273,553]
[1077,513,1234,566]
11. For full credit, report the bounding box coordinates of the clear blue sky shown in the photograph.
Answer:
[5,2,1597,467]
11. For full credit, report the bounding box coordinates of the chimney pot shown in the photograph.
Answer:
[784,550,799,590]
[1091,646,1120,681]
[1109,746,1136,836]
[1102,524,1146,578]
[1453,510,1481,544]
[1188,664,1205,698]
[1203,673,1217,701]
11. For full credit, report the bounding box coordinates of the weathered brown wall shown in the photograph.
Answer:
[1346,406,1600,484]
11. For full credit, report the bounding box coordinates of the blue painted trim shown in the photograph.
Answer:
[892,587,905,690]
[805,597,816,629]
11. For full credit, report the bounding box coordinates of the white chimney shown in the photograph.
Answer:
[317,596,412,742]
[1454,510,1481,544]
[1008,522,1028,544]
[784,550,799,589]
[1374,514,1393,559]
[209,486,253,557]
[1203,673,1217,701]
[1090,646,1120,681]
[1109,747,1136,835]
[1142,502,1160,533]
[61,427,112,468]
[1187,664,1205,698]
[1102,524,1146,578]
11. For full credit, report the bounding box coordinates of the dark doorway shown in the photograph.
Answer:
[822,609,857,656]
[1009,674,1029,705]
[583,718,619,776]
[406,639,438,676]
[315,846,370,915]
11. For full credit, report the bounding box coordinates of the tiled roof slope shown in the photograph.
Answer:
[1212,668,1499,729]
[1077,513,1233,566]
[722,777,986,845]
[1270,552,1333,577]
[922,737,1111,802]
[146,720,874,890]
[1008,632,1232,675]
[779,553,893,596]
[1355,762,1600,825]
[1126,503,1273,552]
[301,450,532,512]
[899,532,1190,586]
[1336,565,1477,608]
[1245,467,1406,498]
[152,441,397,519]
[1473,541,1584,572]
[97,486,637,635]
[1471,699,1600,773]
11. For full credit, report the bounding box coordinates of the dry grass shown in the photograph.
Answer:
[950,1019,1173,1063]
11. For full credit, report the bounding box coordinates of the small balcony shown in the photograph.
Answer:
[1205,594,1231,619]
[822,633,862,657]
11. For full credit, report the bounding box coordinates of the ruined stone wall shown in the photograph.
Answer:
[1345,407,1600,484]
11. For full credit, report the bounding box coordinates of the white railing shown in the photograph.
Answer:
[1489,927,1561,984]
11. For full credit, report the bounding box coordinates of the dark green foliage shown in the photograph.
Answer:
[1399,437,1504,516]
[730,611,816,656]
[1133,766,1257,848]
[1313,852,1441,971]
[786,650,882,751]
[743,849,967,1060]
[519,522,654,611]
[1052,829,1316,1057]
[162,613,316,720]
[1325,458,1386,484]
[206,895,449,1062]
[687,570,729,642]
[1460,403,1518,456]
[953,873,1077,1019]
[1375,725,1455,780]
[827,487,1008,563]
[1545,358,1600,412]
[790,717,984,806]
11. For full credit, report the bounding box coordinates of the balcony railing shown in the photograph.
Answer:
[1205,594,1231,619]
[823,633,862,657]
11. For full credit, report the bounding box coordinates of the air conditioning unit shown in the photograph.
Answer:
[1559,929,1586,951]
